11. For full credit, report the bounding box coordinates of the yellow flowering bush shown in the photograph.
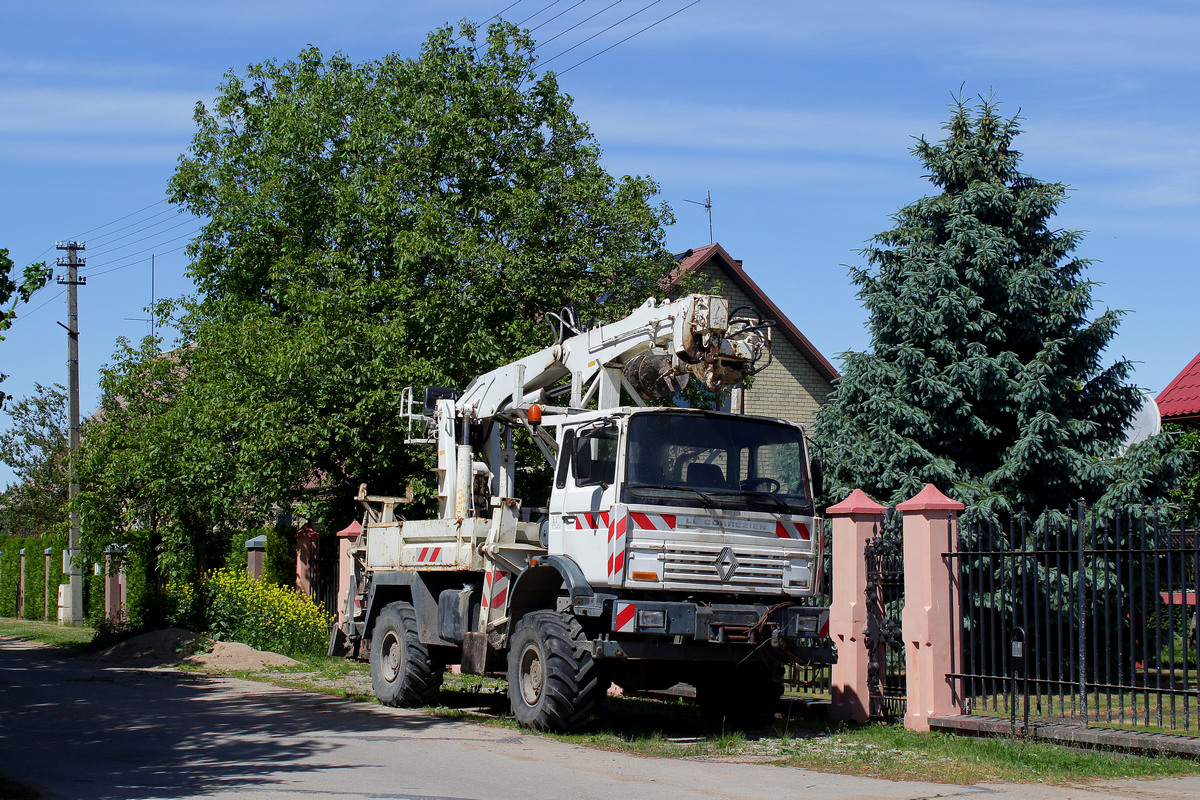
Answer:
[168,567,333,657]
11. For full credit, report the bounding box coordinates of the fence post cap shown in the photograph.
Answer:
[245,534,267,550]
[896,483,965,512]
[826,488,886,516]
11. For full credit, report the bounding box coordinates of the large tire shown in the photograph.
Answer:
[507,611,599,732]
[370,601,443,707]
[695,663,783,729]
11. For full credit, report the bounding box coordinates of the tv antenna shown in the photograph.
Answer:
[684,191,713,243]
[123,254,156,338]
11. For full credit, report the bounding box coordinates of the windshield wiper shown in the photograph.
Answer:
[626,483,715,508]
[737,490,792,512]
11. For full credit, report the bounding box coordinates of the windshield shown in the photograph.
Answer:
[623,411,813,514]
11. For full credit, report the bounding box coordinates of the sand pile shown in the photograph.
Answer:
[183,640,299,670]
[94,627,198,665]
[93,627,299,671]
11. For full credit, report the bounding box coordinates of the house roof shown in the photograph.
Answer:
[669,243,839,383]
[1157,351,1200,422]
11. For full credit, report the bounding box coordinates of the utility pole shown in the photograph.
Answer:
[56,241,86,626]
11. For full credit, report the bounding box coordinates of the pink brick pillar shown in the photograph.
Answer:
[44,548,51,620]
[245,535,266,580]
[295,524,319,599]
[897,484,965,731]
[827,489,886,723]
[103,548,128,623]
[335,521,362,629]
[18,549,26,618]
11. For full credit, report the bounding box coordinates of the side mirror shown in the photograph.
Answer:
[810,457,825,502]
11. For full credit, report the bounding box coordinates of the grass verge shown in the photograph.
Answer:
[0,617,94,650]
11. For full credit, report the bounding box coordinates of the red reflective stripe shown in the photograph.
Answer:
[797,523,811,540]
[492,586,507,607]
[775,521,791,539]
[612,549,625,574]
[661,514,676,529]
[615,603,636,631]
[631,512,653,529]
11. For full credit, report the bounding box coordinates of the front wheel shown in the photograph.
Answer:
[369,601,443,707]
[507,611,599,732]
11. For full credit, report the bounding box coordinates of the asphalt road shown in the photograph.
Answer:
[2,638,1199,800]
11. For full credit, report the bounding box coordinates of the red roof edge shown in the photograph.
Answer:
[1156,351,1200,421]
[669,243,839,382]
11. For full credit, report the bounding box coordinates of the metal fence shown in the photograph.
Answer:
[950,507,1200,734]
[865,509,906,719]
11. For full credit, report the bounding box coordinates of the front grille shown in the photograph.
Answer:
[660,542,787,591]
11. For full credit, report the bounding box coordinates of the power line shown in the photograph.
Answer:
[514,0,566,28]
[20,288,66,320]
[67,198,170,240]
[532,0,624,52]
[557,0,703,75]
[528,0,591,35]
[85,230,201,278]
[83,216,197,261]
[539,0,666,67]
[85,206,179,249]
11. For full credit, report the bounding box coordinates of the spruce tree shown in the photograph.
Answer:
[815,96,1176,515]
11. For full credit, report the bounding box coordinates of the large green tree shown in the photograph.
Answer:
[815,97,1182,516]
[0,383,68,536]
[81,21,676,579]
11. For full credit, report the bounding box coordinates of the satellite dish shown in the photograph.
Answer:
[1120,390,1162,455]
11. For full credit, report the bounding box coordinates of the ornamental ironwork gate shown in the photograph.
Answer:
[865,510,906,719]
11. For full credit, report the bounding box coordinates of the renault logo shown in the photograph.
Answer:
[716,547,739,581]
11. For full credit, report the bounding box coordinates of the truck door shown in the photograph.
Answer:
[548,422,619,586]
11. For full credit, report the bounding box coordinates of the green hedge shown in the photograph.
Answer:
[0,533,68,621]
[2,525,300,625]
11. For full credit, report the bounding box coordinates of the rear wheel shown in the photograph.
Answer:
[370,601,443,707]
[507,611,599,732]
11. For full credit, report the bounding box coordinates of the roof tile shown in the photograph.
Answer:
[1157,351,1200,421]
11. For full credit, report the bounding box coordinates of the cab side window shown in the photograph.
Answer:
[573,426,618,487]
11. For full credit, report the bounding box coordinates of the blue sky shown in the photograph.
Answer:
[2,1,1198,486]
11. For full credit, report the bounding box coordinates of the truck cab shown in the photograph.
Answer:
[551,407,823,598]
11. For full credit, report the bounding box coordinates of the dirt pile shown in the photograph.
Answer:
[183,640,300,670]
[94,627,198,665]
[93,628,300,671]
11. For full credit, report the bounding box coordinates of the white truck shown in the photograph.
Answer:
[335,294,833,731]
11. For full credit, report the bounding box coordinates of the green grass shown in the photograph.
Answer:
[0,617,94,650]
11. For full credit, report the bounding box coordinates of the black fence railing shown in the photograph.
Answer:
[865,509,906,719]
[950,507,1200,735]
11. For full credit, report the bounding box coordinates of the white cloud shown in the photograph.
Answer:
[611,1,1200,73]
[0,88,199,136]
